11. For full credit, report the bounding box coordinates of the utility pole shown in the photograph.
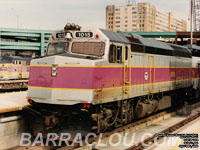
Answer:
[191,0,193,44]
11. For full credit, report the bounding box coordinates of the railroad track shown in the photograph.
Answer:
[10,110,176,150]
[57,110,179,150]
[0,88,27,94]
[59,102,200,150]
[127,112,200,150]
[10,102,200,150]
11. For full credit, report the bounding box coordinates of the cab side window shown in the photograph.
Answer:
[109,44,116,63]
[116,46,122,63]
[125,46,128,60]
[109,44,122,63]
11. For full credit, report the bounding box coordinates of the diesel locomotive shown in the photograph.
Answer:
[26,24,200,136]
[0,56,30,90]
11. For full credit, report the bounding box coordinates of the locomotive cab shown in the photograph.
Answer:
[27,28,112,106]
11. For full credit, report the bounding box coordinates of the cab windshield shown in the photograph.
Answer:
[47,42,69,56]
[71,42,105,57]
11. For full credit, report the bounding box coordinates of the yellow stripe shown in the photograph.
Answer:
[30,65,196,69]
[1,64,29,67]
[28,86,95,91]
[0,64,13,66]
[0,72,10,75]
[0,71,29,75]
[192,78,200,79]
[28,78,192,91]
[129,47,132,97]
[123,46,126,99]
[30,65,52,67]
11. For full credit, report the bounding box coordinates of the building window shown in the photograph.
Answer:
[116,17,120,19]
[116,21,120,23]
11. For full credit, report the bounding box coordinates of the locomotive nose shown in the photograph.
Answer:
[28,56,57,102]
[28,55,95,105]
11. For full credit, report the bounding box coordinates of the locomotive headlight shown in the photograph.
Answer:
[51,64,58,77]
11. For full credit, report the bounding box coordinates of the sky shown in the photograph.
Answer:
[0,0,190,30]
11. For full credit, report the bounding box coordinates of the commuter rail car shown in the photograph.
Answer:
[26,24,199,136]
[0,56,30,90]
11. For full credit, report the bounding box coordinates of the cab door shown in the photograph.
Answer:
[149,55,155,93]
[175,58,182,88]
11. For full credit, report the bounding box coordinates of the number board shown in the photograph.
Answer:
[56,32,66,38]
[75,32,93,38]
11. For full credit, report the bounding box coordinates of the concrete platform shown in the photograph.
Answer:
[0,91,28,150]
[0,119,25,150]
[0,91,28,113]
[148,112,200,150]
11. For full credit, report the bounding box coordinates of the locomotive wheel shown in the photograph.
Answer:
[91,100,135,133]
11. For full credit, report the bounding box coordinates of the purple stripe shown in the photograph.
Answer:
[28,67,192,89]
